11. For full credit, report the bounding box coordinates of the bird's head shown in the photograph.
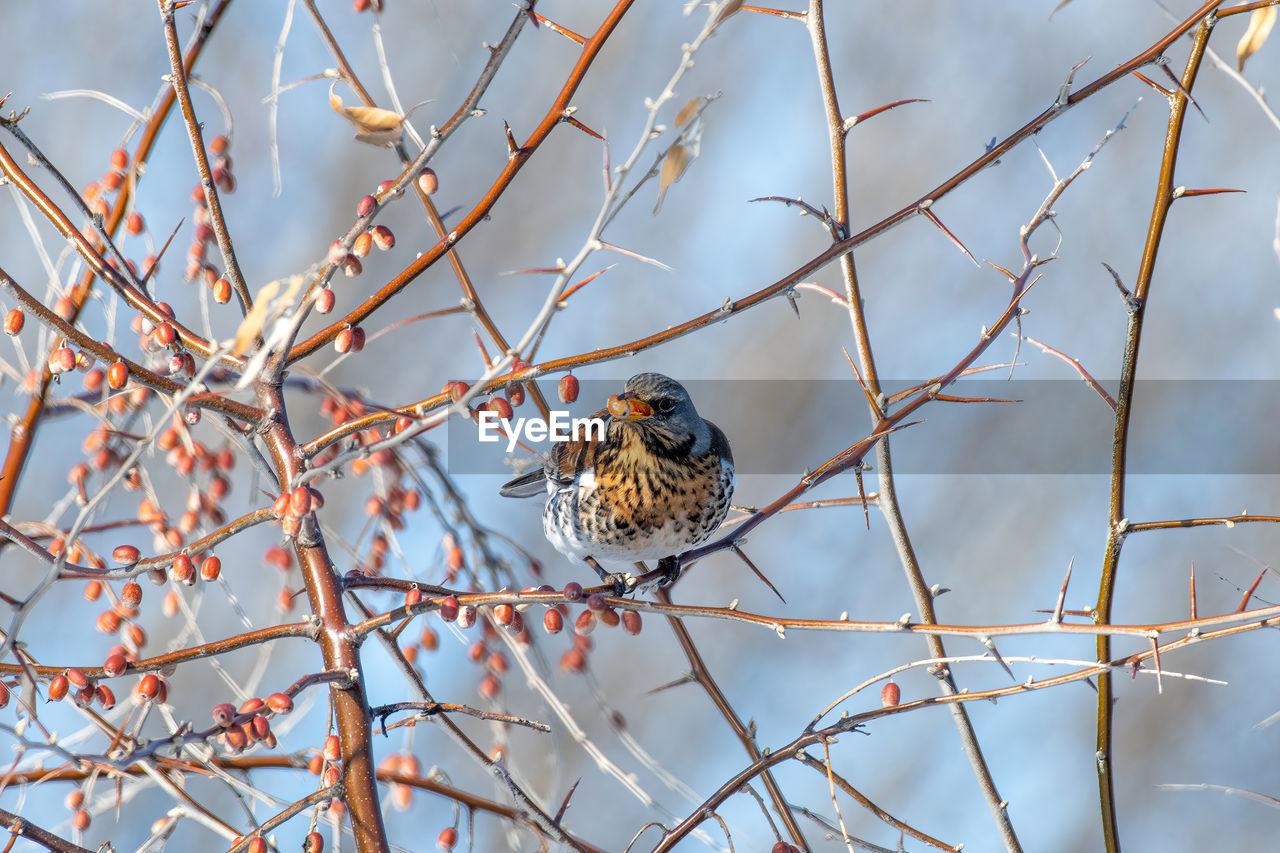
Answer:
[607,373,709,448]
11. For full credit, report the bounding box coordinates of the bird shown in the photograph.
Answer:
[499,373,734,595]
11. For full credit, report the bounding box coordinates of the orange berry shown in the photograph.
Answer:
[3,309,23,336]
[558,374,579,403]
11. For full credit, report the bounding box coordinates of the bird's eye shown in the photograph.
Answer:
[656,397,678,414]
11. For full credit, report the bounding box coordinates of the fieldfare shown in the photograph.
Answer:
[500,373,734,594]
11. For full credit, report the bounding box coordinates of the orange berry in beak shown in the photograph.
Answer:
[607,394,653,421]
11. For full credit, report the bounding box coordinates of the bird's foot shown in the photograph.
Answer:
[585,556,634,597]
[656,555,681,587]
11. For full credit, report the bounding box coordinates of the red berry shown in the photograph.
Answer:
[352,231,373,258]
[266,692,293,714]
[417,167,438,195]
[438,597,459,622]
[443,381,469,403]
[487,396,513,420]
[126,212,144,235]
[103,653,127,678]
[493,604,514,626]
[357,195,377,217]
[110,148,129,171]
[3,309,23,336]
[50,347,76,375]
[201,555,221,581]
[881,681,901,708]
[558,374,579,404]
[563,582,583,601]
[95,684,116,709]
[371,225,395,250]
[437,827,458,851]
[112,544,140,565]
[210,135,230,155]
[315,288,335,314]
[543,609,563,634]
[66,668,90,690]
[48,674,69,702]
[107,361,128,389]
[213,277,232,304]
[621,610,643,635]
[212,702,237,727]
[154,322,176,347]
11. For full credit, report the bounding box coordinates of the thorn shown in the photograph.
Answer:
[532,13,587,44]
[1056,56,1092,107]
[1150,637,1163,694]
[920,207,979,267]
[558,265,615,304]
[739,5,806,22]
[645,673,696,695]
[1173,187,1246,198]
[563,113,605,140]
[986,260,1017,283]
[842,98,929,134]
[840,346,880,414]
[553,778,580,826]
[1131,70,1175,98]
[145,217,186,289]
[1052,558,1073,623]
[785,287,801,319]
[1189,560,1197,621]
[503,121,519,159]
[981,635,1016,682]
[596,240,672,272]
[854,467,870,530]
[1235,567,1266,613]
[731,545,785,603]
[1101,262,1142,313]
[472,329,493,368]
[1158,64,1207,121]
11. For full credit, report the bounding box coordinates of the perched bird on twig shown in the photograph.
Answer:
[500,373,734,595]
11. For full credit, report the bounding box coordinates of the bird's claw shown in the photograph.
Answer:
[585,556,635,596]
[656,555,681,587]
[604,573,633,597]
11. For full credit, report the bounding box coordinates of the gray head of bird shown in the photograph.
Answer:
[607,373,711,450]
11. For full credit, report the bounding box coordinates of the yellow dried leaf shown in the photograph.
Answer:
[653,144,689,214]
[233,279,279,355]
[1237,7,1277,72]
[329,82,405,145]
[675,97,704,127]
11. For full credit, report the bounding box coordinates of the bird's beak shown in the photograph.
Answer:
[607,392,653,421]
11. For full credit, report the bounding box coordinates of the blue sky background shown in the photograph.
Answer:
[1,1,1279,851]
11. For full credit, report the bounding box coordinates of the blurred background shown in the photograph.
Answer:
[1,1,1278,850]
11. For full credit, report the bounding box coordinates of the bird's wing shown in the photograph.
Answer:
[499,406,612,498]
[498,467,547,498]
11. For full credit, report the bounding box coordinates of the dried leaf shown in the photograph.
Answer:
[1237,7,1277,72]
[653,145,689,214]
[329,82,404,146]
[675,97,704,126]
[233,279,279,355]
[231,276,307,356]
